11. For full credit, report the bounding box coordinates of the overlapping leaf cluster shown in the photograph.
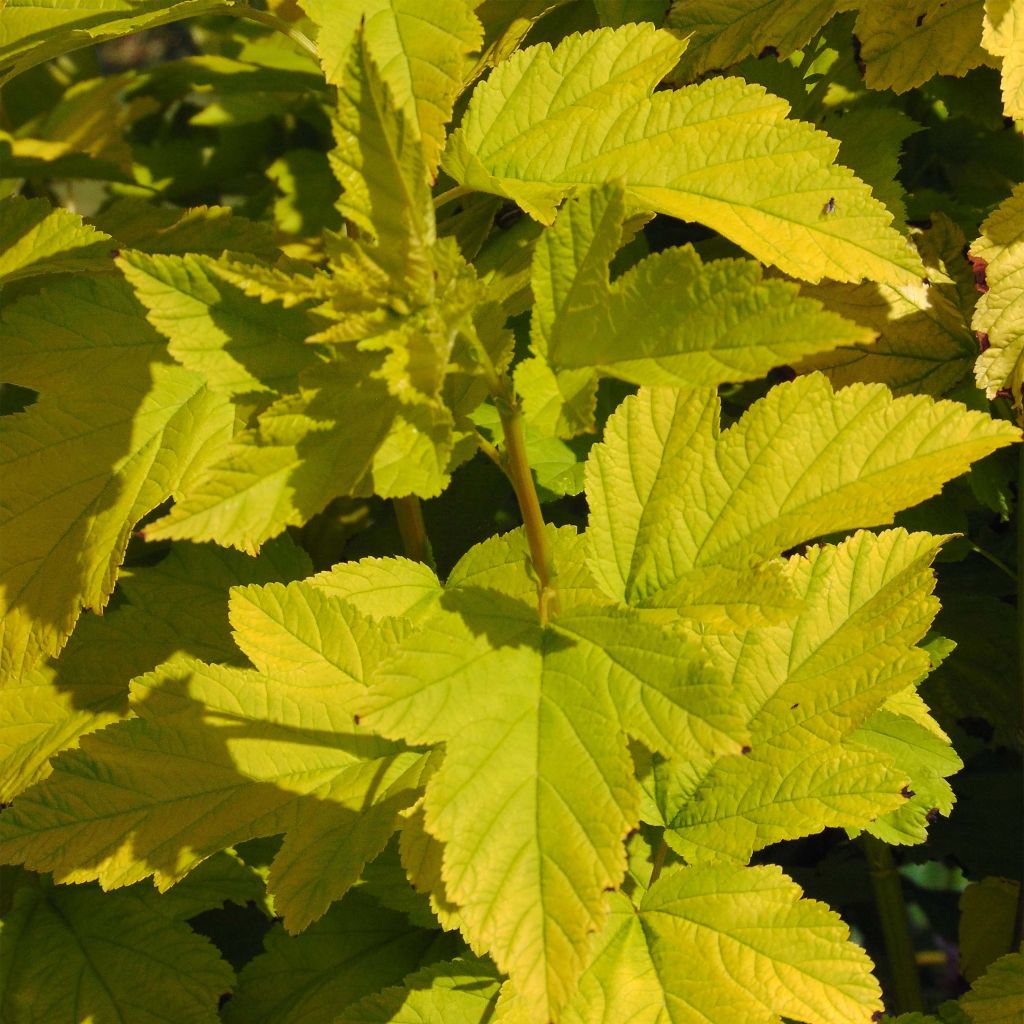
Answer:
[1,3,1021,1024]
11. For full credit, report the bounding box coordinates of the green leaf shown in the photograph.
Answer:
[301,0,482,176]
[0,0,225,84]
[267,149,342,237]
[228,576,404,693]
[982,0,1024,118]
[852,709,962,845]
[960,878,1021,984]
[339,955,503,1024]
[309,555,443,622]
[795,237,978,397]
[135,848,270,920]
[0,639,434,932]
[92,198,280,256]
[821,106,921,231]
[329,30,435,295]
[960,948,1024,1024]
[223,890,449,1024]
[443,25,924,284]
[663,530,944,861]
[0,276,234,681]
[143,355,455,553]
[971,183,1024,405]
[360,529,745,1021]
[0,878,232,1024]
[118,251,321,395]
[561,865,883,1024]
[584,375,1019,607]
[854,1,993,94]
[0,195,112,282]
[0,538,309,801]
[924,597,1021,749]
[521,184,873,434]
[354,838,439,929]
[665,0,852,81]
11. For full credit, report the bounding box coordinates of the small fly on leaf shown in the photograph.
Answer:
[821,196,836,216]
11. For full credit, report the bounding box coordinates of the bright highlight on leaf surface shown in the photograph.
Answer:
[520,183,875,435]
[443,24,924,284]
[0,195,112,282]
[661,530,955,861]
[0,575,438,934]
[300,0,482,177]
[0,5,1019,1022]
[585,374,1019,607]
[982,0,1024,118]
[971,182,1024,406]
[561,865,883,1024]
[360,528,745,1022]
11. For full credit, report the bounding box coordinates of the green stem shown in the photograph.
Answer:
[968,540,1017,582]
[862,835,924,1015]
[498,400,558,623]
[393,495,435,570]
[434,184,472,211]
[232,6,319,61]
[456,326,554,621]
[473,429,505,473]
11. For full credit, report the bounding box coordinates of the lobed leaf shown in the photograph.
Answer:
[851,710,961,846]
[443,25,924,283]
[521,184,873,434]
[0,645,432,932]
[585,374,1019,606]
[329,30,435,296]
[854,0,993,94]
[223,890,450,1024]
[960,948,1024,1024]
[0,195,112,282]
[338,955,503,1024]
[982,0,1024,118]
[561,864,883,1024]
[0,538,309,801]
[663,530,947,861]
[665,0,852,81]
[361,530,744,1021]
[143,355,455,553]
[0,276,234,682]
[795,274,977,397]
[971,183,1024,404]
[118,251,320,395]
[0,878,232,1024]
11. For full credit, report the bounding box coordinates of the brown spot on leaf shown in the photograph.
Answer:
[741,745,752,755]
[901,786,915,799]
